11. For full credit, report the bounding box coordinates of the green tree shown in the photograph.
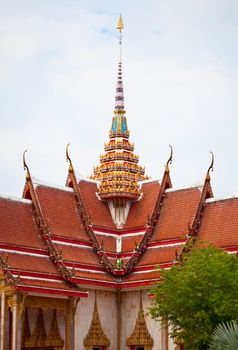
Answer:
[209,321,238,350]
[149,245,238,350]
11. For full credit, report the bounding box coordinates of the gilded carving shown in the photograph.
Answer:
[24,295,69,315]
[25,308,46,348]
[22,308,64,350]
[83,296,110,350]
[126,293,154,350]
[45,309,64,348]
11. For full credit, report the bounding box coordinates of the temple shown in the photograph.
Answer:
[0,15,238,350]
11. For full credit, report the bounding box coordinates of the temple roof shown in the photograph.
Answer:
[0,163,237,292]
[1,17,237,295]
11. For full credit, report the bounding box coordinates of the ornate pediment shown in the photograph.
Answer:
[83,295,110,349]
[22,308,64,349]
[126,293,154,349]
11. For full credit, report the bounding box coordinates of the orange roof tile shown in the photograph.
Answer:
[1,252,59,275]
[152,187,201,241]
[123,270,160,282]
[0,197,45,249]
[122,235,143,252]
[74,270,116,282]
[78,180,116,228]
[198,197,238,248]
[95,234,116,252]
[125,181,161,228]
[54,244,101,266]
[137,246,184,266]
[35,185,89,240]
[19,278,85,293]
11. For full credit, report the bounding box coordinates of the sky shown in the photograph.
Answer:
[0,0,238,199]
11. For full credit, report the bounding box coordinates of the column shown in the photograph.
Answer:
[66,297,75,350]
[117,289,121,350]
[11,293,19,350]
[0,280,6,350]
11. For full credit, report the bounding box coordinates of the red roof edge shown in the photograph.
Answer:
[122,154,173,275]
[66,154,115,273]
[21,166,87,291]
[177,156,214,259]
[16,285,88,298]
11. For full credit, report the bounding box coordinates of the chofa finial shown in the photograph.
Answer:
[66,143,71,162]
[165,145,173,172]
[66,143,73,173]
[23,150,30,181]
[206,151,214,180]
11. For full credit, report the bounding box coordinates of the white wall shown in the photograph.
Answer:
[75,288,176,350]
[75,289,117,350]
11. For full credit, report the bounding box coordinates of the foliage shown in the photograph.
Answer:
[149,245,238,350]
[209,321,238,350]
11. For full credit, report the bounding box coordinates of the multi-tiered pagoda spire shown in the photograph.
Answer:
[91,15,148,228]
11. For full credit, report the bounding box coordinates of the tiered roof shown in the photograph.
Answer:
[0,17,237,296]
[1,152,237,293]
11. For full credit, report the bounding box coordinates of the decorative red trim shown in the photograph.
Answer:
[225,247,238,253]
[64,262,106,272]
[51,235,92,247]
[69,277,161,289]
[16,285,88,298]
[132,265,156,272]
[0,243,48,257]
[119,279,159,289]
[147,238,187,248]
[70,277,117,288]
[132,261,174,272]
[10,270,63,282]
[106,252,133,258]
[93,227,146,235]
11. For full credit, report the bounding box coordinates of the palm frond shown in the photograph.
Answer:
[209,321,238,350]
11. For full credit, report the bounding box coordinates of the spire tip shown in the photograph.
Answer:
[117,15,124,33]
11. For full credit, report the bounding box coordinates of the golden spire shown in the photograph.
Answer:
[91,15,148,203]
[117,15,124,33]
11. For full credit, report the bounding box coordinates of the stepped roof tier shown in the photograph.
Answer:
[0,17,238,297]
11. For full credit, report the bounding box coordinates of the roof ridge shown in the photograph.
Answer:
[32,178,74,193]
[165,184,203,193]
[206,195,238,204]
[0,194,32,204]
[139,179,161,185]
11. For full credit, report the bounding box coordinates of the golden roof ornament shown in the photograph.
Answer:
[206,151,214,181]
[165,145,173,173]
[117,15,124,33]
[91,15,148,202]
[23,149,31,181]
[66,143,73,173]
